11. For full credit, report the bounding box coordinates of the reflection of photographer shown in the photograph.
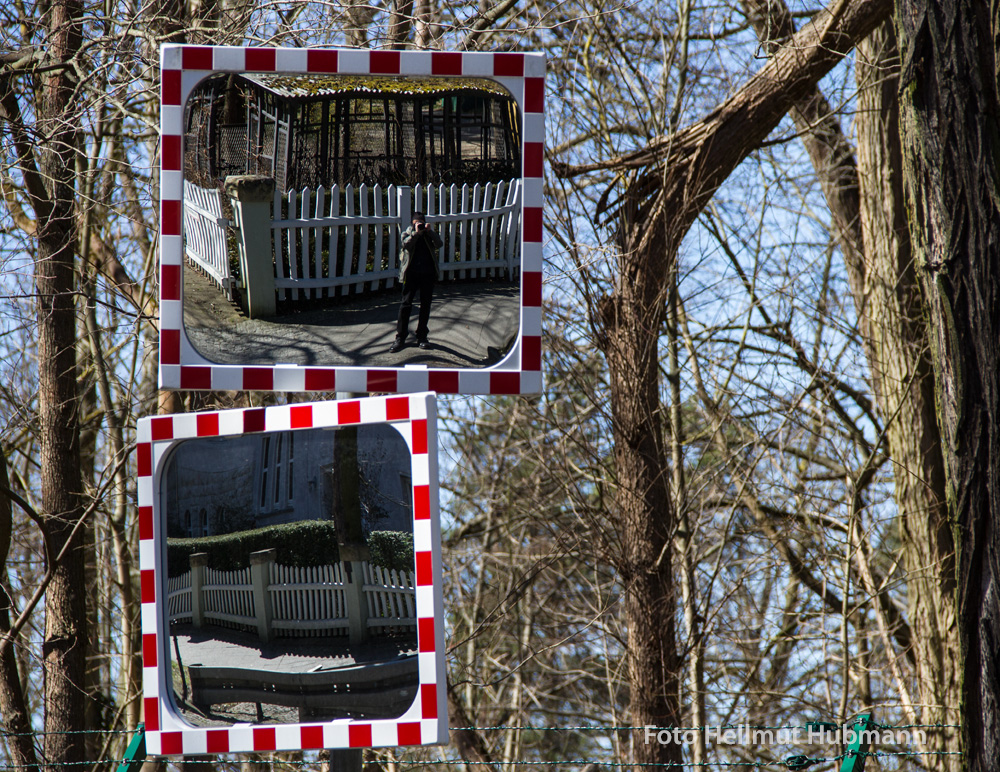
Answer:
[391,212,443,352]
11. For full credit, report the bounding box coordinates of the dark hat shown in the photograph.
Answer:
[411,211,427,222]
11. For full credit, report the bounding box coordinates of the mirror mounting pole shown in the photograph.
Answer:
[331,393,369,768]
[326,748,363,772]
[336,391,371,644]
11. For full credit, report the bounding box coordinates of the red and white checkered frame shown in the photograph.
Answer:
[137,393,446,756]
[158,45,544,395]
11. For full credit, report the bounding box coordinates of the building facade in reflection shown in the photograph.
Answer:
[164,424,412,539]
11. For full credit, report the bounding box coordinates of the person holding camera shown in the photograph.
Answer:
[391,212,443,353]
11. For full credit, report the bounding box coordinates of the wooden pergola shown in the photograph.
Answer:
[185,73,521,193]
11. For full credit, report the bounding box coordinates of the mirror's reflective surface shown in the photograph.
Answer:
[162,425,417,726]
[181,72,522,369]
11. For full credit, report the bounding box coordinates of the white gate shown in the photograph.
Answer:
[182,181,234,298]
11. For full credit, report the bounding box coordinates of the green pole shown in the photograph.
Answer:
[116,724,146,772]
[839,714,873,772]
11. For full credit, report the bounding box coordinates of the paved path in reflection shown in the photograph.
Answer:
[183,263,521,369]
[171,624,415,673]
[169,624,418,726]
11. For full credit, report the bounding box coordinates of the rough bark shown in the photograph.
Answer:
[855,23,960,763]
[0,449,39,771]
[386,0,415,48]
[894,1,1000,768]
[447,682,500,772]
[599,218,683,765]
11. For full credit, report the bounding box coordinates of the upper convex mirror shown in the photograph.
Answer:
[180,72,523,369]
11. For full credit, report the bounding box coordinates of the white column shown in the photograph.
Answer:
[250,548,277,643]
[225,174,277,318]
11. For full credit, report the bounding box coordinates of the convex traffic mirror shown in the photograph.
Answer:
[159,45,545,395]
[138,394,446,756]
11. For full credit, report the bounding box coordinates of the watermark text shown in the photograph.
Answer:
[643,724,926,748]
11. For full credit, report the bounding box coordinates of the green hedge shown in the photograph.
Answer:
[166,520,413,576]
[367,530,415,573]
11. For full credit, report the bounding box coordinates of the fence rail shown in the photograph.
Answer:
[168,557,416,640]
[187,655,419,718]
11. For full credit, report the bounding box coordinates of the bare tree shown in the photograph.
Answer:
[855,22,961,764]
[2,2,978,771]
[0,1,91,767]
[553,0,891,763]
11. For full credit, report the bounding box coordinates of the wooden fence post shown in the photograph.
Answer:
[190,553,208,629]
[342,558,370,646]
[396,185,412,287]
[324,748,363,772]
[225,175,276,318]
[397,184,412,275]
[250,548,277,643]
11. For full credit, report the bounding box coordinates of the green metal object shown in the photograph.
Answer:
[116,724,146,772]
[783,754,822,769]
[839,714,874,772]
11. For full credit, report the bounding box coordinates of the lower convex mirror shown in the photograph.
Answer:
[138,395,446,754]
[161,424,417,726]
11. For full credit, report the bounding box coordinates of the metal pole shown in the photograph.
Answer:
[327,748,363,772]
[116,724,146,772]
[839,714,874,772]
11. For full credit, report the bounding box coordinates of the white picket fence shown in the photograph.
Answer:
[182,180,234,298]
[167,560,416,638]
[169,564,256,631]
[415,180,521,281]
[272,183,402,300]
[268,562,350,636]
[182,178,520,303]
[203,565,255,628]
[363,562,417,634]
[273,180,521,300]
[167,571,192,619]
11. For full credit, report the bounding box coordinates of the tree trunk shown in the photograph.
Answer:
[599,216,683,765]
[0,449,40,771]
[561,0,894,763]
[855,22,960,764]
[894,1,1000,767]
[386,0,415,48]
[33,1,89,768]
[743,4,961,756]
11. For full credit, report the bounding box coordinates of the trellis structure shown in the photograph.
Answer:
[185,73,521,193]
